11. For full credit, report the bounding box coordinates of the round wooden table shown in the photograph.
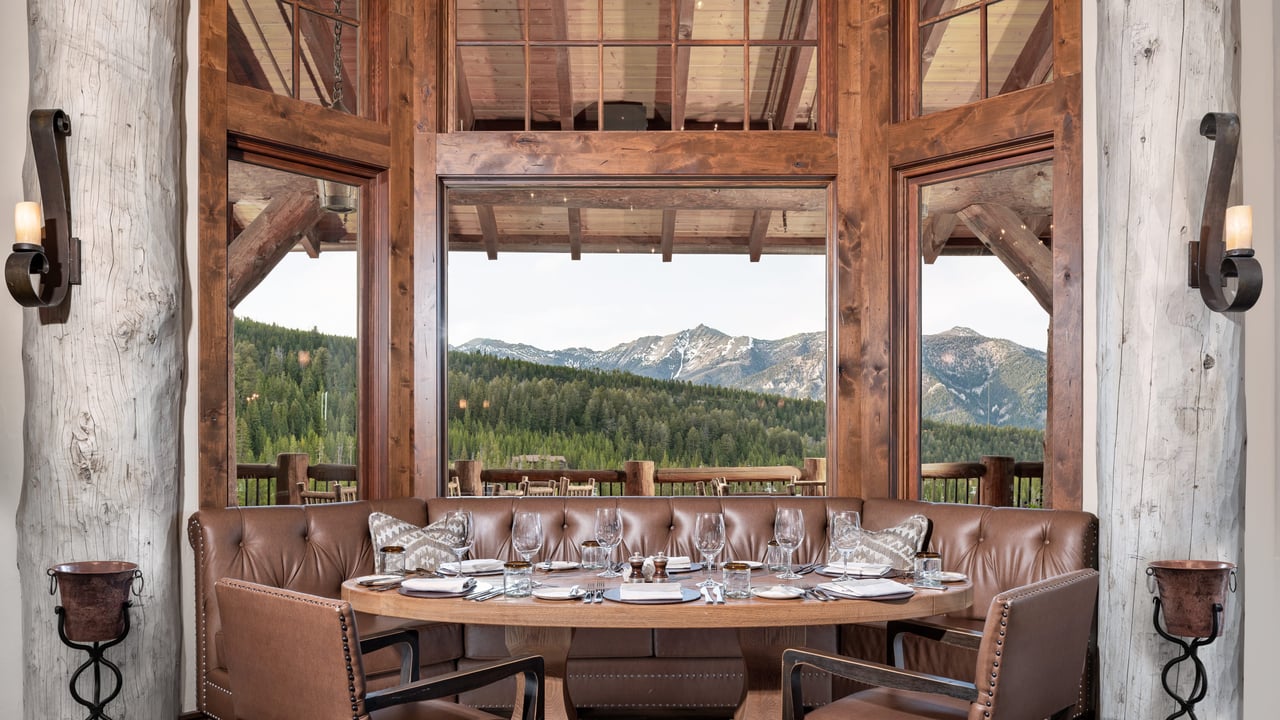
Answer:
[343,571,972,720]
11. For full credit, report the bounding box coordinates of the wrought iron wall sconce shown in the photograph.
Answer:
[5,108,81,309]
[1188,112,1262,312]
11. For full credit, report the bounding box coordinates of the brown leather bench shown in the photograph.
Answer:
[189,496,1096,718]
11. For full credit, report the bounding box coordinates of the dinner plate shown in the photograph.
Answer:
[751,585,806,600]
[817,580,915,601]
[816,565,893,579]
[602,587,701,604]
[536,561,581,572]
[729,560,764,570]
[936,571,968,582]
[398,580,490,599]
[531,586,587,600]
[664,562,704,574]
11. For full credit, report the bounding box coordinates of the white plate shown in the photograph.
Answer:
[532,586,587,600]
[537,561,581,571]
[752,585,806,600]
[936,571,968,582]
[399,581,491,599]
[729,560,764,569]
[355,574,402,586]
[439,559,506,576]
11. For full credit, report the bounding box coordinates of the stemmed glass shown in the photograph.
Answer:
[512,511,543,564]
[594,507,624,578]
[446,510,475,579]
[693,512,726,588]
[831,511,863,581]
[773,507,805,579]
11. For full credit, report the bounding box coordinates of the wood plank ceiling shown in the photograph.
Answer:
[225,0,1052,265]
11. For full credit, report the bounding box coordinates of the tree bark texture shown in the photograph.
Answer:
[17,0,183,717]
[1097,1,1244,717]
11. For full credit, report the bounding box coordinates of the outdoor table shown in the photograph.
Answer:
[343,570,972,720]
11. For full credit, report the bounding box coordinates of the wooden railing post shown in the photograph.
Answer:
[623,460,655,496]
[800,457,827,495]
[277,452,310,505]
[980,455,1014,507]
[455,459,484,497]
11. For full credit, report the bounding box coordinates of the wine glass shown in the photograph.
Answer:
[773,507,805,579]
[831,511,863,581]
[594,507,624,578]
[693,512,726,588]
[447,510,475,578]
[511,510,543,564]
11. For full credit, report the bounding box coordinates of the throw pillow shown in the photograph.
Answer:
[826,514,931,571]
[368,512,462,573]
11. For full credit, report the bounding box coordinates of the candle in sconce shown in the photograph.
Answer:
[1224,204,1253,254]
[14,201,42,246]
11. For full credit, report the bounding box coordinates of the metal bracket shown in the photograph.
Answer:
[1188,112,1262,312]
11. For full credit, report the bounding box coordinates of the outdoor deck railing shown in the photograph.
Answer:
[235,453,357,507]
[919,456,1044,508]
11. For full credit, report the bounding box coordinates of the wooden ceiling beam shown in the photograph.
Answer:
[227,191,323,307]
[661,209,676,262]
[955,202,1052,312]
[998,1,1054,95]
[671,0,696,131]
[568,208,583,260]
[227,7,273,91]
[448,232,824,255]
[455,46,476,131]
[476,205,500,259]
[921,212,958,264]
[918,0,959,81]
[748,211,771,262]
[549,0,576,130]
[766,0,817,129]
[448,186,826,211]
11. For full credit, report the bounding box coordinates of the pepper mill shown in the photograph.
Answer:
[652,554,670,582]
[628,555,647,583]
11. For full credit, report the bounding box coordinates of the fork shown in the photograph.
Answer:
[582,581,595,603]
[593,582,606,603]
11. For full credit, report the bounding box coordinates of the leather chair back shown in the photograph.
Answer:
[972,568,1099,718]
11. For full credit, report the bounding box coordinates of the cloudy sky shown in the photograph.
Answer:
[237,251,1048,351]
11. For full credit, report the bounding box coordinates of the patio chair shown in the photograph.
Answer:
[298,481,345,504]
[522,478,559,496]
[782,569,1098,720]
[215,578,545,720]
[560,477,597,496]
[446,478,462,497]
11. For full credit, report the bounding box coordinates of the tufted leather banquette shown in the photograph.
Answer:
[189,496,1096,718]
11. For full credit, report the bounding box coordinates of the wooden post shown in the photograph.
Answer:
[277,453,310,505]
[455,459,483,497]
[978,456,1014,508]
[1098,1,1243,716]
[623,461,655,497]
[801,458,827,495]
[16,0,183,715]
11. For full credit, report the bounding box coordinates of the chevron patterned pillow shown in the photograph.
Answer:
[826,514,931,571]
[368,512,463,573]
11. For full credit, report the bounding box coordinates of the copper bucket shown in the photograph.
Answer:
[1147,560,1236,637]
[48,561,143,643]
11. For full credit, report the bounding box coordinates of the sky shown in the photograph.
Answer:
[236,251,1048,351]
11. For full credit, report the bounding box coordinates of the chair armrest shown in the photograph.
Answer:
[359,627,420,683]
[782,647,977,720]
[885,618,983,666]
[365,653,545,720]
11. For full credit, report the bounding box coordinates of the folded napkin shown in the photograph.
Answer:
[440,559,505,574]
[819,579,915,599]
[618,582,685,601]
[823,562,892,577]
[753,585,806,600]
[539,560,580,571]
[401,577,475,594]
[661,556,693,569]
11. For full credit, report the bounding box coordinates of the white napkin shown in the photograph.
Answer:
[661,556,693,569]
[441,559,505,574]
[819,579,915,599]
[618,582,685,600]
[540,560,580,571]
[823,562,892,577]
[532,586,583,600]
[401,577,474,594]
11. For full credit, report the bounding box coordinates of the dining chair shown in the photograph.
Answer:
[446,478,462,497]
[298,481,344,504]
[782,569,1098,720]
[523,479,558,496]
[561,477,597,496]
[337,484,358,501]
[215,578,545,720]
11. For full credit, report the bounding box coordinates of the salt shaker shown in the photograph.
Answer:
[628,555,647,583]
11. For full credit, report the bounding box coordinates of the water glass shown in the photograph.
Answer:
[722,562,752,599]
[766,540,786,572]
[503,561,533,597]
[915,551,942,585]
[379,545,405,575]
[580,540,605,570]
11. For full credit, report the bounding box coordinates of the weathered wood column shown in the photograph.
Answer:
[1097,1,1244,717]
[16,0,182,716]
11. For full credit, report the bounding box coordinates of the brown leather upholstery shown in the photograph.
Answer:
[214,579,515,720]
[792,569,1100,720]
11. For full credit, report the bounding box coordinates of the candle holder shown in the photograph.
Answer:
[48,561,143,720]
[1146,560,1236,720]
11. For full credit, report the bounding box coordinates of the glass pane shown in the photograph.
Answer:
[458,46,527,128]
[749,46,817,130]
[603,0,664,40]
[530,47,599,130]
[917,159,1052,472]
[689,0,744,40]
[686,46,745,129]
[300,10,360,113]
[749,0,816,41]
[601,46,659,128]
[919,10,981,115]
[229,0,294,96]
[987,0,1053,97]
[456,0,526,42]
[229,160,360,506]
[530,0,598,41]
[920,0,980,22]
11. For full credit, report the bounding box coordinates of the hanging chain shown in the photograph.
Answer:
[330,0,348,112]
